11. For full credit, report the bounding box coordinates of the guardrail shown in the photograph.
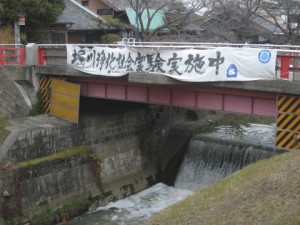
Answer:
[0,44,25,65]
[1,43,300,81]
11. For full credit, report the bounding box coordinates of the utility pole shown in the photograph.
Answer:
[14,13,25,44]
[14,20,20,44]
[135,0,140,42]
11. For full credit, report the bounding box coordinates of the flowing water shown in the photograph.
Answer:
[68,183,192,225]
[69,123,276,225]
[174,124,275,191]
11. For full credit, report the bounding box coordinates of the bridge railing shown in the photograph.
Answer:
[1,43,300,81]
[37,44,67,66]
[36,43,125,67]
[0,44,25,65]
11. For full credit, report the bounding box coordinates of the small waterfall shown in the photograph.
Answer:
[174,136,274,191]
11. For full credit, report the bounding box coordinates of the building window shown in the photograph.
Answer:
[82,0,89,6]
[51,32,66,44]
[97,8,114,16]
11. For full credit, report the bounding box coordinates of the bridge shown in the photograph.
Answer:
[0,42,299,150]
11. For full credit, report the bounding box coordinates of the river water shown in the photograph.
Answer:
[69,122,276,225]
[68,183,192,225]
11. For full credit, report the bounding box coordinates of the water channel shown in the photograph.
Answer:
[69,122,276,225]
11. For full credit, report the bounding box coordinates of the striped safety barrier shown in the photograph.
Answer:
[39,77,52,113]
[276,95,300,150]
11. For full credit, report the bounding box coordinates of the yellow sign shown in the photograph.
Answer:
[50,79,80,124]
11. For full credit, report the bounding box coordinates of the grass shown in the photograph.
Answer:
[0,118,9,145]
[18,145,92,167]
[30,198,90,225]
[148,151,300,225]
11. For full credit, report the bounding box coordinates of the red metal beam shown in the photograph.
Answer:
[68,77,277,117]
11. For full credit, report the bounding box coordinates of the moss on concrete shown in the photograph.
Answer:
[18,145,92,168]
[0,118,9,145]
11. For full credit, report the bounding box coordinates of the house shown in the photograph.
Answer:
[251,14,285,43]
[74,0,136,40]
[43,0,131,44]
[48,0,201,43]
[73,0,172,41]
[198,8,285,44]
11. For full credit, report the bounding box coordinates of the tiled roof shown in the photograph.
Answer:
[102,0,172,12]
[57,0,103,31]
[252,15,284,35]
[101,0,131,11]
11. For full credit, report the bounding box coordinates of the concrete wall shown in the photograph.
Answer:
[0,64,191,224]
[0,102,188,224]
[0,66,39,119]
[3,107,155,163]
[0,135,157,223]
[0,71,31,119]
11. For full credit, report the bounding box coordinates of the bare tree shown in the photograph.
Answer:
[125,0,299,44]
[261,0,300,44]
[198,0,264,43]
[127,0,211,41]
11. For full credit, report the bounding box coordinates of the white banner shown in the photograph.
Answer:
[67,45,277,82]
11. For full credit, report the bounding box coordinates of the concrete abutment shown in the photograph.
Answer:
[0,91,199,224]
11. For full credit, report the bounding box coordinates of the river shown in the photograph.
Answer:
[69,122,276,225]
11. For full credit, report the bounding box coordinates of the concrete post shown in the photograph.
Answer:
[25,43,38,65]
[14,20,21,45]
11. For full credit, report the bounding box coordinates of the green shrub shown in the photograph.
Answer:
[103,18,120,26]
[31,198,90,225]
[101,33,122,44]
[29,90,44,116]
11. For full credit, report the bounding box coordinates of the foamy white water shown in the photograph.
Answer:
[69,183,192,225]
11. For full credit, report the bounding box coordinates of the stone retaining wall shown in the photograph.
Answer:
[4,108,154,163]
[0,66,38,119]
[0,103,188,224]
[0,71,30,119]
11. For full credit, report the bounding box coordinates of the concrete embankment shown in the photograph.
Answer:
[0,97,206,224]
[0,66,38,119]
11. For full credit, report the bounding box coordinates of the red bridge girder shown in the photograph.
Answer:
[67,76,277,117]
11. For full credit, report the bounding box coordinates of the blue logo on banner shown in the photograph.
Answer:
[227,64,237,78]
[258,50,271,64]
